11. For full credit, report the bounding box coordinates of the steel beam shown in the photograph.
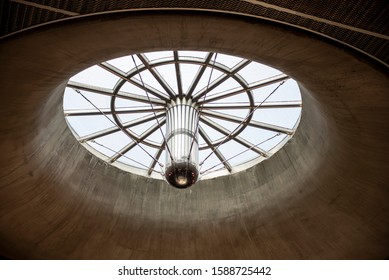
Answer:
[201,110,293,135]
[198,74,289,104]
[200,116,269,157]
[199,127,232,172]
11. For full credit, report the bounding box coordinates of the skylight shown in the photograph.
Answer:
[63,51,302,181]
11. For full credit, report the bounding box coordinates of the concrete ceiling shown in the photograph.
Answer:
[0,1,388,259]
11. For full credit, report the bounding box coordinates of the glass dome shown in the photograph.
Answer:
[63,50,302,183]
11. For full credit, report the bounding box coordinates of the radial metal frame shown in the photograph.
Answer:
[64,51,302,178]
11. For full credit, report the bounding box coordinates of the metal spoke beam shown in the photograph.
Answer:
[186,52,214,99]
[99,62,170,102]
[67,81,165,106]
[202,100,302,110]
[173,51,183,98]
[78,112,165,143]
[65,109,112,116]
[199,127,232,172]
[137,54,176,98]
[67,80,114,96]
[200,116,270,157]
[147,142,165,175]
[198,74,289,104]
[201,110,293,135]
[193,59,251,101]
[65,106,165,116]
[110,118,166,162]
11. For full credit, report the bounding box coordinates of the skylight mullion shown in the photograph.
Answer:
[109,142,137,163]
[99,62,170,102]
[201,110,293,135]
[65,106,166,116]
[77,112,165,143]
[201,101,302,110]
[67,80,165,106]
[115,106,165,114]
[197,74,289,105]
[78,126,120,143]
[186,52,214,99]
[173,51,183,98]
[147,142,165,175]
[199,127,232,172]
[110,118,166,163]
[117,90,166,106]
[137,54,176,98]
[193,59,251,101]
[199,116,269,157]
[122,112,165,129]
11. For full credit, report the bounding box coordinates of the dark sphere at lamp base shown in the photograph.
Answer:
[165,162,199,188]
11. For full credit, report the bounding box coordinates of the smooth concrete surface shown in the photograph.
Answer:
[0,12,388,259]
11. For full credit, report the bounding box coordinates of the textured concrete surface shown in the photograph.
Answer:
[0,12,388,259]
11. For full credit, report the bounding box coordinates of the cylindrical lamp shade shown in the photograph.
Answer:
[165,98,199,188]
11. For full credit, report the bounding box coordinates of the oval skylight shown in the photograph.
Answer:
[63,51,302,180]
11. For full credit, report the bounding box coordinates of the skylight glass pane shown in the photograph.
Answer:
[178,51,208,59]
[218,140,258,166]
[238,62,282,84]
[179,64,200,94]
[144,51,172,61]
[117,144,152,169]
[121,81,150,97]
[216,53,244,68]
[206,77,242,96]
[64,88,111,110]
[199,122,226,142]
[70,65,119,89]
[199,150,223,173]
[90,130,131,154]
[66,115,115,137]
[107,55,133,72]
[155,64,178,94]
[118,112,151,123]
[192,68,223,96]
[252,108,301,129]
[238,126,278,149]
[128,117,163,136]
[136,70,168,94]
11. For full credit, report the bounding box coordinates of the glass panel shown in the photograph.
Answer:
[199,150,222,173]
[91,130,132,155]
[106,55,133,72]
[117,144,152,169]
[178,51,208,59]
[144,51,172,62]
[216,53,244,68]
[206,77,242,96]
[65,115,116,138]
[64,88,112,110]
[179,64,200,94]
[154,64,178,94]
[218,140,258,166]
[252,108,301,129]
[238,126,278,150]
[192,68,223,96]
[70,65,119,89]
[238,61,282,84]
